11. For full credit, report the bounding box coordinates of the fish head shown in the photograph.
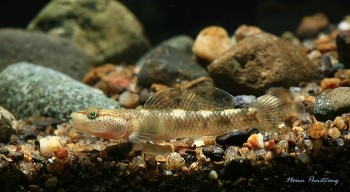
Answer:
[70,107,132,140]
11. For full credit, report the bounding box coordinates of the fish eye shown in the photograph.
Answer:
[87,110,99,119]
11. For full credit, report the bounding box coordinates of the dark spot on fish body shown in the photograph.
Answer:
[215,113,231,127]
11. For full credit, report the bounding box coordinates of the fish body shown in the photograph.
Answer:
[70,87,304,143]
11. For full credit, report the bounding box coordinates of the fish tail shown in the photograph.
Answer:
[250,88,305,132]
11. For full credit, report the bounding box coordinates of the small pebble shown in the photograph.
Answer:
[328,127,341,139]
[292,126,304,132]
[192,26,232,62]
[297,13,329,37]
[224,146,240,159]
[39,136,63,156]
[234,25,263,42]
[45,176,58,188]
[202,145,224,161]
[208,170,218,180]
[166,152,185,170]
[239,147,250,157]
[119,91,140,108]
[188,162,201,173]
[8,151,24,162]
[165,170,173,176]
[247,133,264,149]
[304,139,313,150]
[295,147,312,164]
[312,139,323,151]
[264,151,274,162]
[53,148,68,159]
[215,130,250,146]
[308,122,327,139]
[336,138,345,146]
[145,154,157,170]
[132,155,146,167]
[246,150,257,161]
[320,78,341,90]
[276,140,289,152]
[338,16,350,30]
[332,116,347,130]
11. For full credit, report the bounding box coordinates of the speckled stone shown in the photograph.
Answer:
[0,62,120,120]
[0,106,18,143]
[313,87,350,118]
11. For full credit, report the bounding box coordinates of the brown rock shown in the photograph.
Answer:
[331,116,347,131]
[84,64,133,96]
[320,78,341,90]
[336,30,350,67]
[316,34,336,53]
[297,13,329,37]
[207,33,318,95]
[119,91,139,108]
[192,26,233,62]
[235,25,263,42]
[308,122,327,139]
[335,69,350,80]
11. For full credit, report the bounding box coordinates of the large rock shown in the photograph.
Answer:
[0,107,18,143]
[207,33,319,95]
[28,0,150,66]
[160,35,194,55]
[0,62,120,120]
[313,87,350,119]
[137,45,211,88]
[336,30,350,68]
[0,28,87,80]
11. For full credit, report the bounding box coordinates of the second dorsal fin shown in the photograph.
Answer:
[143,87,236,110]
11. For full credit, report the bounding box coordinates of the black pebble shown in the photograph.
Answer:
[215,128,259,146]
[202,145,224,161]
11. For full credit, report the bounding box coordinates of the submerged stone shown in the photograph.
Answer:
[0,62,120,120]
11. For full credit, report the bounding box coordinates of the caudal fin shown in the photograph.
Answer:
[249,88,305,132]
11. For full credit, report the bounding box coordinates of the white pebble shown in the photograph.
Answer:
[208,170,218,180]
[39,136,63,155]
[338,21,350,31]
[166,152,185,170]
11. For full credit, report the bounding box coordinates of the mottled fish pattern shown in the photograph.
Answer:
[70,87,304,143]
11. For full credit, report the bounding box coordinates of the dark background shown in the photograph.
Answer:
[1,0,350,44]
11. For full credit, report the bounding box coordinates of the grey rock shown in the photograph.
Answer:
[161,35,194,55]
[0,62,120,120]
[208,33,319,95]
[135,35,193,68]
[0,28,87,80]
[234,95,257,108]
[137,45,211,88]
[336,30,350,68]
[28,0,150,66]
[313,87,350,118]
[0,106,18,143]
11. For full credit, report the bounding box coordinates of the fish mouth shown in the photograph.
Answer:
[69,118,88,134]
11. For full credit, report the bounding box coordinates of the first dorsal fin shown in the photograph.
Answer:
[143,87,236,110]
[143,88,182,109]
